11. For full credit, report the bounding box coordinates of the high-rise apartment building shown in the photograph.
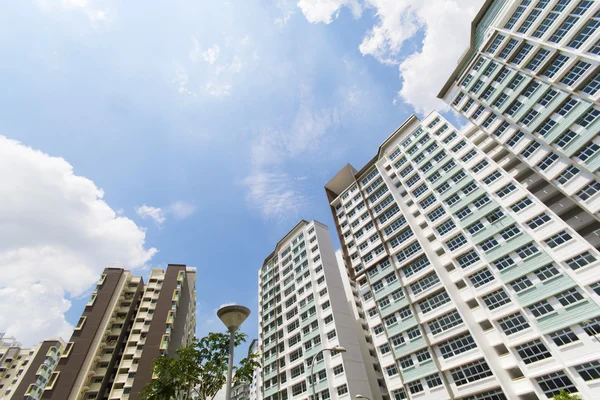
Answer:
[438,0,600,249]
[258,220,383,400]
[325,111,600,399]
[0,334,64,400]
[42,264,196,400]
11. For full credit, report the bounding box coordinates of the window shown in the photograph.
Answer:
[438,333,477,358]
[483,170,502,185]
[499,312,530,335]
[578,181,600,200]
[429,310,463,334]
[472,159,489,173]
[528,300,554,317]
[526,48,550,71]
[457,250,481,269]
[493,93,509,108]
[437,220,456,236]
[470,268,495,288]
[292,382,307,396]
[493,121,510,137]
[453,92,465,105]
[392,390,407,400]
[577,108,600,127]
[520,109,539,126]
[326,330,336,340]
[75,316,86,330]
[428,206,446,222]
[472,105,486,120]
[386,365,398,376]
[499,38,519,59]
[512,43,533,65]
[556,165,580,185]
[535,371,576,398]
[575,360,600,382]
[481,237,499,252]
[538,119,557,136]
[450,359,493,386]
[545,230,573,248]
[541,54,569,78]
[390,334,405,347]
[566,251,596,270]
[425,373,443,388]
[482,114,497,128]
[561,60,591,86]
[447,234,467,251]
[506,130,524,147]
[407,326,421,340]
[508,74,524,90]
[511,276,533,293]
[483,289,512,310]
[511,197,533,212]
[582,318,600,336]
[577,141,600,162]
[497,183,516,198]
[467,221,484,235]
[523,81,540,97]
[583,71,600,95]
[516,340,551,364]
[419,291,451,314]
[554,130,577,149]
[535,264,560,281]
[399,355,414,369]
[557,98,579,116]
[487,34,505,54]
[336,385,348,396]
[556,288,584,306]
[569,14,600,49]
[550,328,579,346]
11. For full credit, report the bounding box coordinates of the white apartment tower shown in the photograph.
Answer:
[258,220,382,400]
[439,0,600,249]
[325,112,600,399]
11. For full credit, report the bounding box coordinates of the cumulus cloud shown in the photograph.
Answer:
[135,204,166,225]
[0,136,157,345]
[202,44,221,65]
[297,0,484,114]
[298,0,362,24]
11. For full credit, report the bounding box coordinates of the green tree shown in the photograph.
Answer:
[140,332,260,400]
[552,390,581,400]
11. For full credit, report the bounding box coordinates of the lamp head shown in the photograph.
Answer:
[331,346,346,355]
[217,305,251,332]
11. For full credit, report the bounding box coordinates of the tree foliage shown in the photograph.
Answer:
[552,390,581,400]
[140,332,260,400]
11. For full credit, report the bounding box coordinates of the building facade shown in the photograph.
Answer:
[42,264,196,400]
[0,334,64,400]
[439,0,600,250]
[258,220,383,400]
[325,111,600,399]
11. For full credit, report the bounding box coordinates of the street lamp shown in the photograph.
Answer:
[356,395,371,400]
[217,305,251,400]
[309,346,346,400]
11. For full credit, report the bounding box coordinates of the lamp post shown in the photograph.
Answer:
[308,346,346,400]
[356,395,371,400]
[217,305,251,400]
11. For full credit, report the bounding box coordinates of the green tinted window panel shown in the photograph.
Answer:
[583,151,600,173]
[546,102,591,148]
[474,0,508,51]
[472,215,515,244]
[450,188,487,214]
[460,202,499,228]
[562,113,600,158]
[500,251,553,282]
[303,327,321,342]
[421,147,445,168]
[386,316,419,337]
[301,313,318,328]
[440,178,476,202]
[536,300,600,335]
[313,377,330,393]
[392,337,427,359]
[264,385,279,398]
[402,359,439,384]
[485,233,533,262]
[304,342,323,359]
[516,274,576,307]
[379,297,410,316]
[374,280,403,301]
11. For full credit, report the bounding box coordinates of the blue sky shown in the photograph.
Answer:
[0,0,479,348]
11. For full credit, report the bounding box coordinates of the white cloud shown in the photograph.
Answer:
[135,204,166,225]
[274,0,296,28]
[202,82,232,97]
[202,44,221,65]
[37,0,112,23]
[297,0,484,114]
[168,201,197,220]
[0,136,157,345]
[189,37,201,63]
[242,172,311,221]
[297,0,361,24]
